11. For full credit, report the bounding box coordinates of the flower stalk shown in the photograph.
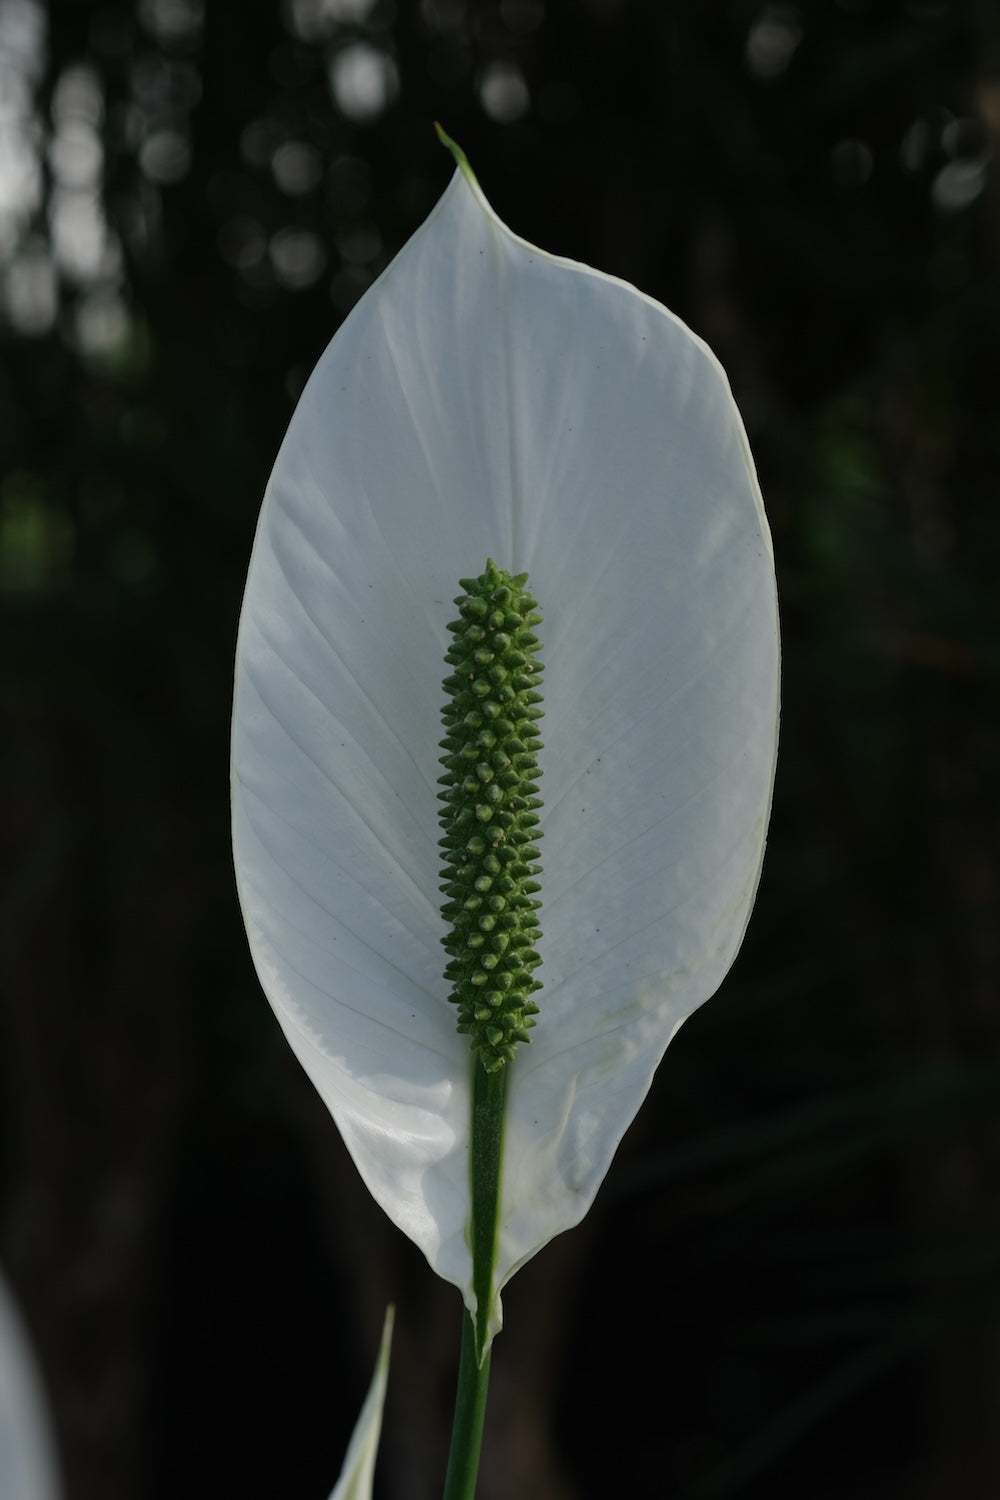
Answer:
[441,1308,492,1500]
[440,561,539,1492]
[442,1061,506,1499]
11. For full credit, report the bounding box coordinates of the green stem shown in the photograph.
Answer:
[441,1062,506,1500]
[442,1309,492,1500]
[470,1063,505,1362]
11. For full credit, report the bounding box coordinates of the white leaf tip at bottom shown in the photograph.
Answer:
[328,1305,395,1500]
[0,1271,62,1500]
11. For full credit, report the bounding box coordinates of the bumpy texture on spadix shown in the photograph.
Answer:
[231,153,780,1348]
[438,560,544,1072]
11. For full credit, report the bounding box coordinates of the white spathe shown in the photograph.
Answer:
[328,1306,393,1500]
[0,1271,62,1500]
[232,158,779,1344]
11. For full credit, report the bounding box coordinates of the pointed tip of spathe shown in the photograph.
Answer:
[434,121,482,193]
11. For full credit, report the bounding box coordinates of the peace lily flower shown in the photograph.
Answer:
[231,134,779,1371]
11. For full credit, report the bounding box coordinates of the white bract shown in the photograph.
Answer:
[231,150,779,1345]
[328,1306,393,1500]
[0,1270,61,1500]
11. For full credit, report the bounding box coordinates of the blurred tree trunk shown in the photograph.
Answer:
[2,736,194,1500]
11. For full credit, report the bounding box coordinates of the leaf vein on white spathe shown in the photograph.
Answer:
[263,489,441,813]
[543,751,757,935]
[490,212,522,567]
[540,629,757,841]
[540,864,759,1034]
[236,804,450,1046]
[235,762,443,1010]
[371,293,461,525]
[515,1000,685,1095]
[237,665,433,922]
[242,616,438,900]
[544,864,743,1003]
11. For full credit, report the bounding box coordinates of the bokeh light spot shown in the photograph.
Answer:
[137,0,204,46]
[745,5,802,80]
[4,236,55,334]
[478,60,529,123]
[49,122,102,189]
[272,140,323,196]
[139,129,191,184]
[270,226,327,288]
[328,42,399,122]
[75,290,130,361]
[932,157,987,213]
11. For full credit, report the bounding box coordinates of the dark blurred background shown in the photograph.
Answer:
[2,1,999,1497]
